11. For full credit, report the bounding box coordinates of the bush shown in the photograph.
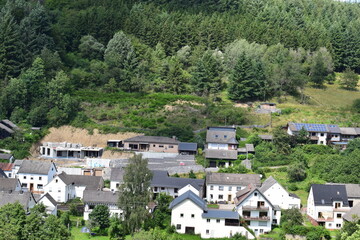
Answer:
[237,155,246,161]
[288,183,298,191]
[353,98,360,113]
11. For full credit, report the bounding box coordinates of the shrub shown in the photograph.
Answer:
[288,183,298,191]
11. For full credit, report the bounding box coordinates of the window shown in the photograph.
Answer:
[210,194,213,199]
[161,187,165,190]
[206,230,210,235]
[237,186,241,191]
[260,229,264,233]
[174,188,178,193]
[154,187,158,191]
[219,186,224,191]
[39,177,42,180]
[336,224,341,228]
[329,223,332,227]
[228,186,232,191]
[273,219,277,224]
[49,188,52,192]
[180,213,184,218]
[153,144,156,147]
[216,219,220,223]
[274,210,277,215]
[58,188,61,192]
[23,176,26,179]
[176,224,181,230]
[210,185,214,190]
[169,145,174,148]
[349,201,354,207]
[335,202,341,208]
[215,135,218,138]
[337,213,342,218]
[30,177,33,180]
[159,145,164,148]
[224,135,227,138]
[21,183,27,188]
[55,179,58,183]
[191,214,195,218]
[320,133,324,137]
[207,219,210,223]
[37,184,43,189]
[254,192,258,196]
[320,141,324,144]
[218,195,223,199]
[8,173,11,178]
[311,132,316,136]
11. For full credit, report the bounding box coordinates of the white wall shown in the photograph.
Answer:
[171,199,204,235]
[38,196,57,216]
[208,143,228,150]
[178,184,199,196]
[44,177,68,203]
[263,182,301,209]
[84,204,123,220]
[207,184,244,203]
[201,219,252,239]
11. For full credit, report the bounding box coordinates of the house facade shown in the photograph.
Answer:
[235,185,281,236]
[0,162,14,178]
[206,172,261,203]
[83,190,123,220]
[14,160,57,193]
[170,190,252,239]
[307,184,350,229]
[44,172,104,203]
[205,127,239,167]
[0,191,36,212]
[40,142,103,159]
[123,136,180,153]
[38,193,58,215]
[259,176,301,209]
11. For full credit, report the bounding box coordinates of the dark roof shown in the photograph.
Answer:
[0,169,7,178]
[169,190,207,210]
[151,170,204,190]
[0,162,13,171]
[57,172,104,190]
[326,183,360,199]
[206,127,237,144]
[259,176,278,193]
[124,135,180,144]
[0,191,34,210]
[245,144,254,152]
[0,153,13,160]
[288,122,340,133]
[110,168,125,182]
[179,142,197,152]
[0,178,18,191]
[83,190,119,205]
[206,172,261,186]
[289,193,300,199]
[311,184,349,207]
[235,185,274,208]
[343,203,360,222]
[38,193,57,206]
[205,149,238,160]
[1,120,19,130]
[18,160,56,175]
[339,127,358,135]
[0,123,14,134]
[202,210,239,220]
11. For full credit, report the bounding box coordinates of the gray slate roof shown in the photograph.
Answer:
[0,153,13,160]
[0,169,7,178]
[124,135,180,144]
[1,120,19,130]
[179,142,197,152]
[169,190,207,210]
[327,183,360,199]
[205,149,238,160]
[83,190,119,205]
[0,123,14,134]
[110,168,125,182]
[340,127,358,135]
[206,172,261,186]
[151,170,204,190]
[0,191,34,210]
[0,178,18,191]
[202,209,239,219]
[38,193,57,207]
[259,176,278,193]
[58,172,104,190]
[206,127,237,144]
[343,203,360,222]
[311,184,349,207]
[18,160,56,175]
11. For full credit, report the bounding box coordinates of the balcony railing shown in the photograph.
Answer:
[242,215,270,221]
[242,206,269,211]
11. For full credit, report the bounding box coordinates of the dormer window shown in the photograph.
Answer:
[335,202,341,208]
[224,135,227,138]
[215,135,218,138]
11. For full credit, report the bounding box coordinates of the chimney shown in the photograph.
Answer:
[172,136,176,140]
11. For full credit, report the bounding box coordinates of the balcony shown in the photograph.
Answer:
[242,215,270,221]
[333,208,349,212]
[242,206,269,211]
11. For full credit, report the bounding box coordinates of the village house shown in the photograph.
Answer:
[13,160,57,193]
[0,153,15,162]
[123,135,180,153]
[169,190,253,239]
[0,162,14,178]
[44,172,104,203]
[83,190,122,220]
[259,176,301,209]
[40,142,103,159]
[327,183,360,208]
[206,172,261,203]
[0,119,19,139]
[205,127,239,167]
[178,142,198,155]
[343,203,360,223]
[235,184,281,236]
[0,178,22,192]
[0,191,36,212]
[307,184,350,229]
[38,193,58,215]
[287,122,341,145]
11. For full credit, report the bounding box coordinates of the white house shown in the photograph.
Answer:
[40,142,103,159]
[169,190,253,239]
[235,184,281,237]
[307,184,350,229]
[38,193,58,215]
[14,160,57,193]
[110,168,124,192]
[287,122,341,145]
[44,172,104,203]
[205,127,239,167]
[259,176,301,209]
[0,162,14,178]
[83,190,122,220]
[206,172,261,203]
[0,191,36,213]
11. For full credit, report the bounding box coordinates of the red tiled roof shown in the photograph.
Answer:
[0,163,13,171]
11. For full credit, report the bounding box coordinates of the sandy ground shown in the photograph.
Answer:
[30,126,141,157]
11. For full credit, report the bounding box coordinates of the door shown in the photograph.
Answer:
[228,195,232,201]
[185,227,195,234]
[30,183,34,192]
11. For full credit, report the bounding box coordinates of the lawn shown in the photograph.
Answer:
[71,227,110,240]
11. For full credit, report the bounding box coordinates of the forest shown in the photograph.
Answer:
[0,0,360,129]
